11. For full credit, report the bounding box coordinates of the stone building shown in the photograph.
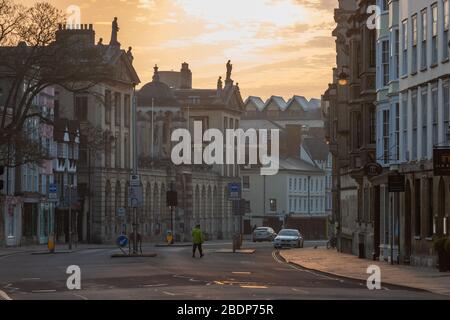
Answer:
[54,22,140,243]
[136,63,244,241]
[323,0,378,257]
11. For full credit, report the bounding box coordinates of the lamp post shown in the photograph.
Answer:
[337,67,349,86]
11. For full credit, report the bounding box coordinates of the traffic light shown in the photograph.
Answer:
[0,166,4,192]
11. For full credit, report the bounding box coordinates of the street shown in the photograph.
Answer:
[0,241,447,300]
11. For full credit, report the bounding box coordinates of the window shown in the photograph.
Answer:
[115,92,121,126]
[105,90,111,124]
[432,4,438,65]
[395,103,400,161]
[432,86,439,146]
[415,179,421,237]
[370,105,376,143]
[444,81,450,139]
[402,19,408,75]
[411,15,418,74]
[402,94,408,160]
[444,0,449,60]
[75,96,88,121]
[243,176,250,189]
[421,88,428,159]
[421,10,428,69]
[412,90,418,160]
[383,110,390,163]
[124,94,130,128]
[382,40,390,85]
[124,133,130,169]
[393,29,400,79]
[115,131,121,168]
[269,199,277,212]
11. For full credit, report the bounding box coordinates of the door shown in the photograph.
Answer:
[404,182,412,264]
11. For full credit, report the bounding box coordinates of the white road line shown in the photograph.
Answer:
[31,289,57,293]
[0,290,12,300]
[163,291,176,296]
[142,284,168,287]
[73,293,89,300]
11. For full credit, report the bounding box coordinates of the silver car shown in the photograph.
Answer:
[273,229,304,248]
[252,227,277,242]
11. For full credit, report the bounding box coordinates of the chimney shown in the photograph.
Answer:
[55,24,95,47]
[282,125,303,159]
[179,62,192,89]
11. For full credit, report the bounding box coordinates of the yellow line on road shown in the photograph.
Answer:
[232,272,251,275]
[240,285,268,289]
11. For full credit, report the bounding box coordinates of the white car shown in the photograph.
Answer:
[252,227,277,242]
[273,229,304,249]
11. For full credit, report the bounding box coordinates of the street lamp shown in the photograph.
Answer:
[337,68,349,86]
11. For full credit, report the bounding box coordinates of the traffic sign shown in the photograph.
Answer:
[129,185,143,208]
[116,235,129,247]
[228,182,241,200]
[116,207,126,217]
[48,183,58,202]
[130,174,141,186]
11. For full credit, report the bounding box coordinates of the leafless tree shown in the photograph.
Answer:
[0,1,112,167]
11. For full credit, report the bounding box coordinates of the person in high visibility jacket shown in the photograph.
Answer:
[192,224,204,258]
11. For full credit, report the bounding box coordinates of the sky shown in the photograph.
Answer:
[20,0,338,101]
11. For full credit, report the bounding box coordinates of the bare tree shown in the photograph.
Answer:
[0,1,112,166]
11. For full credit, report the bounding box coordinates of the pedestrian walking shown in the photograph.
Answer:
[192,224,204,258]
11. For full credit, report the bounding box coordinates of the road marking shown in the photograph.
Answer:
[31,289,57,293]
[214,281,224,285]
[232,272,251,275]
[142,284,168,287]
[0,290,12,300]
[240,285,267,289]
[292,288,309,294]
[163,291,176,296]
[73,293,88,300]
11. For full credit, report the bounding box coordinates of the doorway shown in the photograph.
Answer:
[404,181,412,264]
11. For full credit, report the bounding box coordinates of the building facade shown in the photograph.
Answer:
[324,0,378,257]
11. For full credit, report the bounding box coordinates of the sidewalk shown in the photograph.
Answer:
[0,243,118,257]
[279,247,450,296]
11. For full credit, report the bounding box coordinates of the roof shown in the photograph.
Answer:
[302,137,329,161]
[277,156,323,172]
[245,96,265,111]
[265,96,287,111]
[239,119,283,131]
[137,81,180,107]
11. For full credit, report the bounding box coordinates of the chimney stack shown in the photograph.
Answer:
[180,62,192,89]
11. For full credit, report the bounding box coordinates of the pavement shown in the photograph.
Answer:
[279,246,450,296]
[0,240,448,300]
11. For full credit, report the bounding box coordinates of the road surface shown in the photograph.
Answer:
[0,241,447,300]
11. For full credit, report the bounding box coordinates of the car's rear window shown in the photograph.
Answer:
[278,230,298,236]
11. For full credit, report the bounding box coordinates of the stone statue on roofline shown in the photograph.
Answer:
[226,60,232,81]
[110,17,120,46]
[127,47,134,64]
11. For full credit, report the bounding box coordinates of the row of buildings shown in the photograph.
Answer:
[241,95,332,240]
[0,21,244,246]
[323,0,450,267]
[0,16,332,246]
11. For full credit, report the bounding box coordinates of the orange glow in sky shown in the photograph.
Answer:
[21,0,338,100]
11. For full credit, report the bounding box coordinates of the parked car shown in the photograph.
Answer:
[252,227,277,242]
[273,229,304,248]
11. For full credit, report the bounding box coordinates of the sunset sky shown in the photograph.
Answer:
[22,0,338,100]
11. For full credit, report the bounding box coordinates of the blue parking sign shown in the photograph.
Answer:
[228,183,241,200]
